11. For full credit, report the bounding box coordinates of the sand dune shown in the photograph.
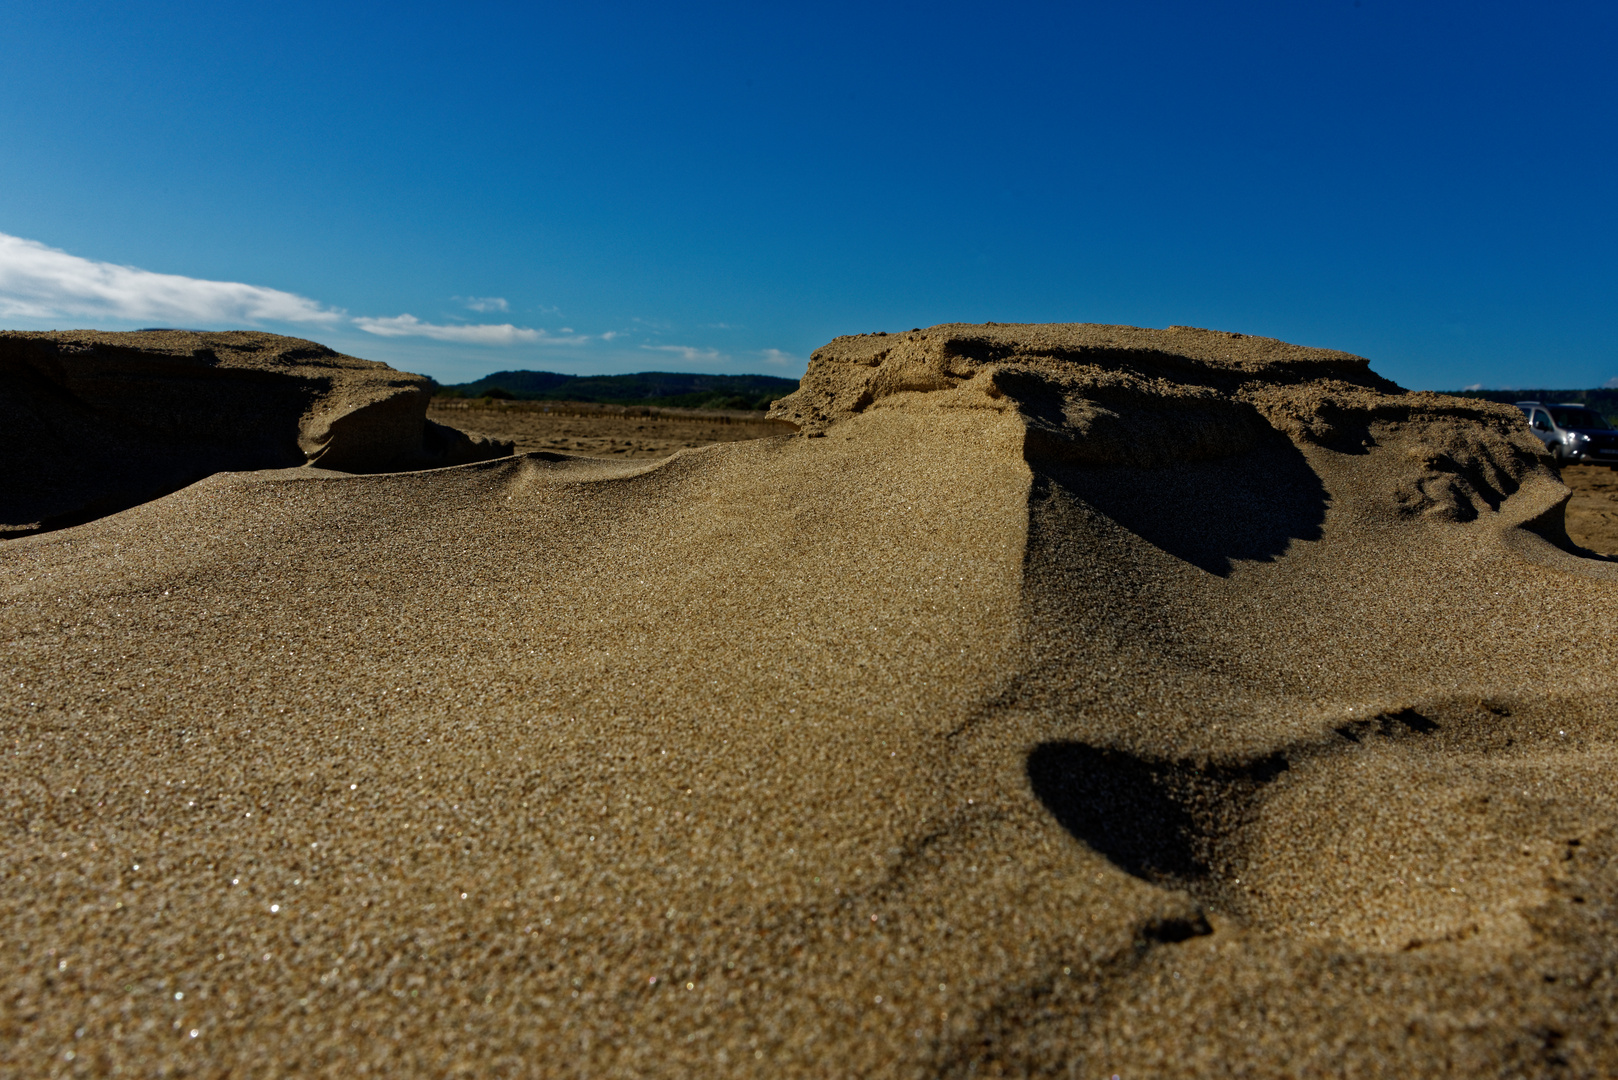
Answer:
[3,324,1617,1076]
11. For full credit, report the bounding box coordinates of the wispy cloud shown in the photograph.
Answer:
[640,344,724,363]
[638,344,801,369]
[352,314,543,344]
[0,231,587,348]
[0,231,343,325]
[457,295,509,313]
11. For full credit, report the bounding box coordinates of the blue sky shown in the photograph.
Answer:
[1,1,1614,388]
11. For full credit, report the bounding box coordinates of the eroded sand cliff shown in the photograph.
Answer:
[0,330,509,537]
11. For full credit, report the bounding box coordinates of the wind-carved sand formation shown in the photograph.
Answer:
[3,324,1618,1075]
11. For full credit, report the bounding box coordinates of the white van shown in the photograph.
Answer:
[1516,401,1618,465]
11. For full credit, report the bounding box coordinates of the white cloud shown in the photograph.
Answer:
[1605,377,1618,389]
[641,344,724,363]
[0,231,343,325]
[756,348,798,367]
[352,314,544,344]
[0,231,581,349]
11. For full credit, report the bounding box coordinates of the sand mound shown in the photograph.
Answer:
[4,323,1617,1076]
[0,330,510,537]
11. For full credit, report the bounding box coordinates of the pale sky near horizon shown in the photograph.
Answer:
[1,1,1614,389]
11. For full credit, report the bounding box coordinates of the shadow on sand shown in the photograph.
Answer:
[1025,741,1288,894]
[1036,425,1329,576]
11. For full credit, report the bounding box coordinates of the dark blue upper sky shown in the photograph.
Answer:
[1,0,1613,387]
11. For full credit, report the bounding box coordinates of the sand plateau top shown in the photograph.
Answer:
[4,324,1618,1076]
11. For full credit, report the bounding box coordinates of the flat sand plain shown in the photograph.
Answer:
[6,324,1618,1077]
[428,400,790,459]
[1561,464,1618,556]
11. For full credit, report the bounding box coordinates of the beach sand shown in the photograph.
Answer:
[4,324,1618,1076]
[1561,464,1618,557]
[426,399,791,459]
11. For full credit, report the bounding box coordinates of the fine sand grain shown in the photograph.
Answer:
[4,324,1618,1077]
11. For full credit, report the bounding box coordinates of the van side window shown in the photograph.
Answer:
[1532,409,1552,431]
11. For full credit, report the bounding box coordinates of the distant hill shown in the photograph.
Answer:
[435,370,800,412]
[1444,388,1618,425]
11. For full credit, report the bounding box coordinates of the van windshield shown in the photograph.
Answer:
[1550,408,1612,430]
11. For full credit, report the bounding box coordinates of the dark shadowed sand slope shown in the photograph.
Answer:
[4,324,1618,1077]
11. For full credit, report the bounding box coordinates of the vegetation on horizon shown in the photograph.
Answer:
[433,370,798,412]
[1446,387,1618,426]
